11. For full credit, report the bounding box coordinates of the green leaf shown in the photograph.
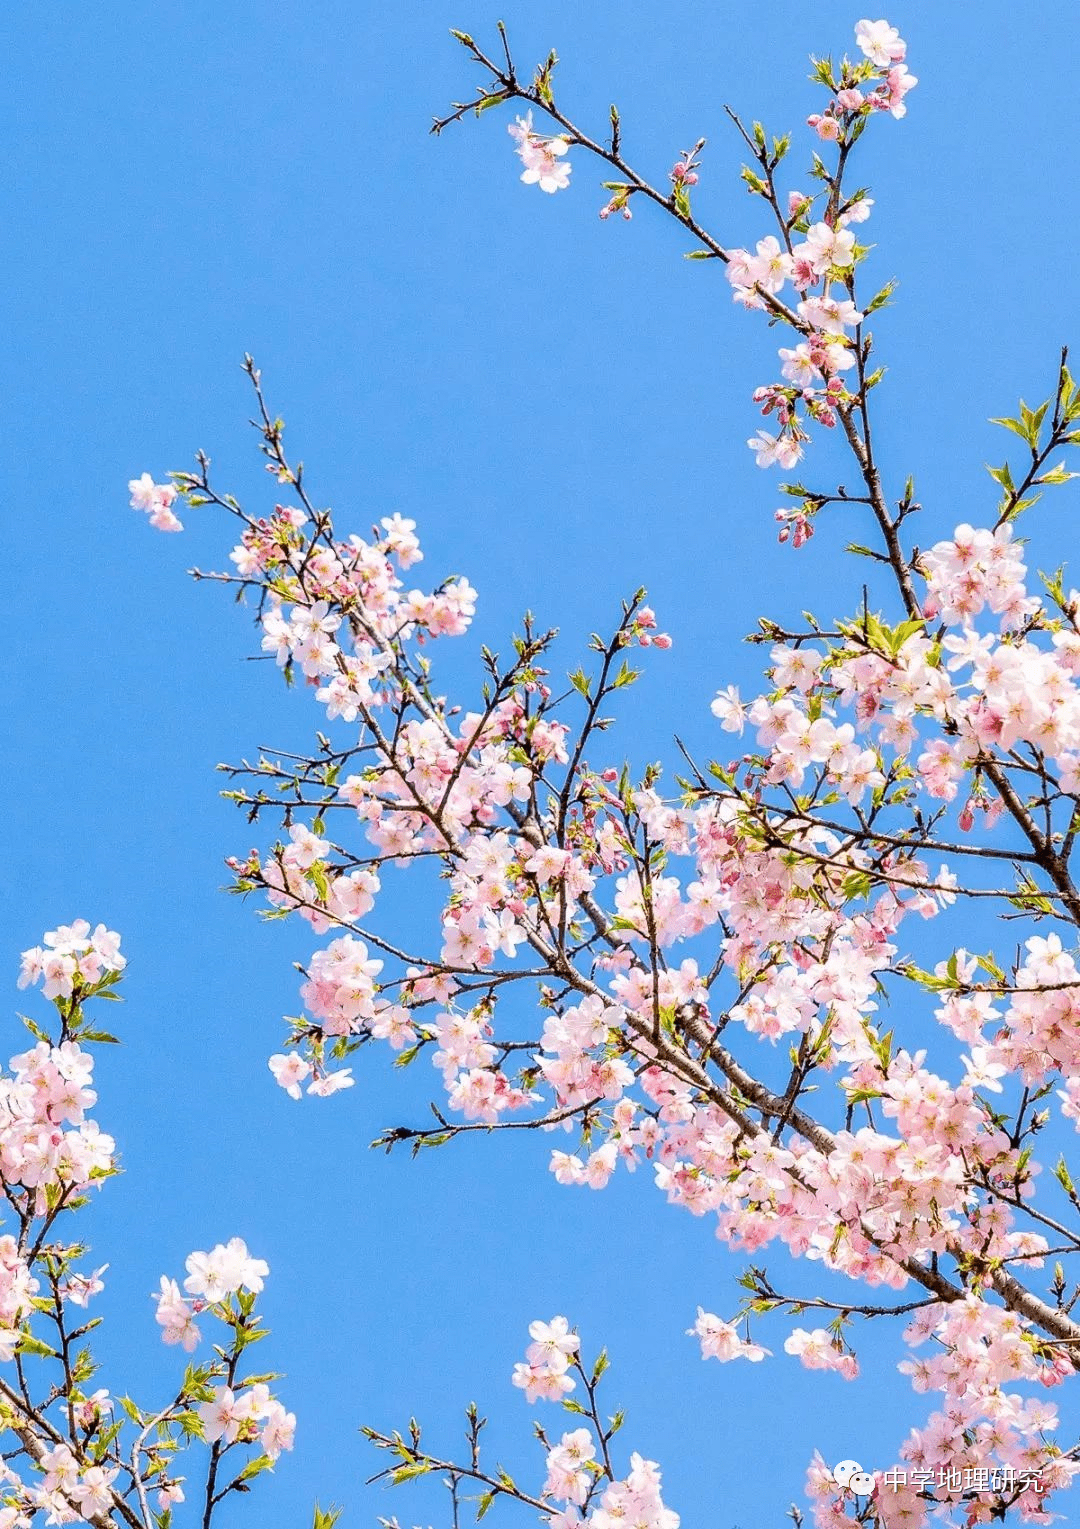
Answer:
[1006,493,1042,520]
[17,1335,59,1359]
[809,54,835,89]
[864,281,895,315]
[1037,462,1078,486]
[237,1454,274,1484]
[976,952,1005,983]
[889,618,926,655]
[390,1462,432,1485]
[1020,398,1050,444]
[307,862,330,903]
[989,416,1030,443]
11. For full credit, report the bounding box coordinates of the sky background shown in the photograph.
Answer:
[5,2,1080,1526]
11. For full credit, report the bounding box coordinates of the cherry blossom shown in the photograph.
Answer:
[509,111,572,193]
[855,18,907,67]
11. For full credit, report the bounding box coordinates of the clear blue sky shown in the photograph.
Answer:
[5,2,1080,1525]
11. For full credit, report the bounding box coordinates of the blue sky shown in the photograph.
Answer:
[6,2,1080,1525]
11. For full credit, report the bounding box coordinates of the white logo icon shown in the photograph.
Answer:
[832,1460,875,1495]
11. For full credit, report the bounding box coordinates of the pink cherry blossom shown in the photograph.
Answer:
[854,18,907,67]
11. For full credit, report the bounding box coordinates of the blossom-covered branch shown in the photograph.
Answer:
[9,923,300,1528]
[131,13,1080,1527]
[364,1319,678,1529]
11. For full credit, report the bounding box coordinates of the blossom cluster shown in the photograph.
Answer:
[507,110,572,194]
[145,452,1080,1523]
[132,13,1080,1523]
[0,1032,115,1225]
[129,471,183,532]
[571,1455,679,1529]
[718,22,916,475]
[199,1382,296,1461]
[0,930,299,1523]
[18,918,125,1002]
[803,1299,1078,1528]
[689,1307,768,1365]
[511,1318,679,1529]
[512,1315,580,1403]
[152,1236,295,1503]
[166,462,1080,1524]
[154,1234,269,1351]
